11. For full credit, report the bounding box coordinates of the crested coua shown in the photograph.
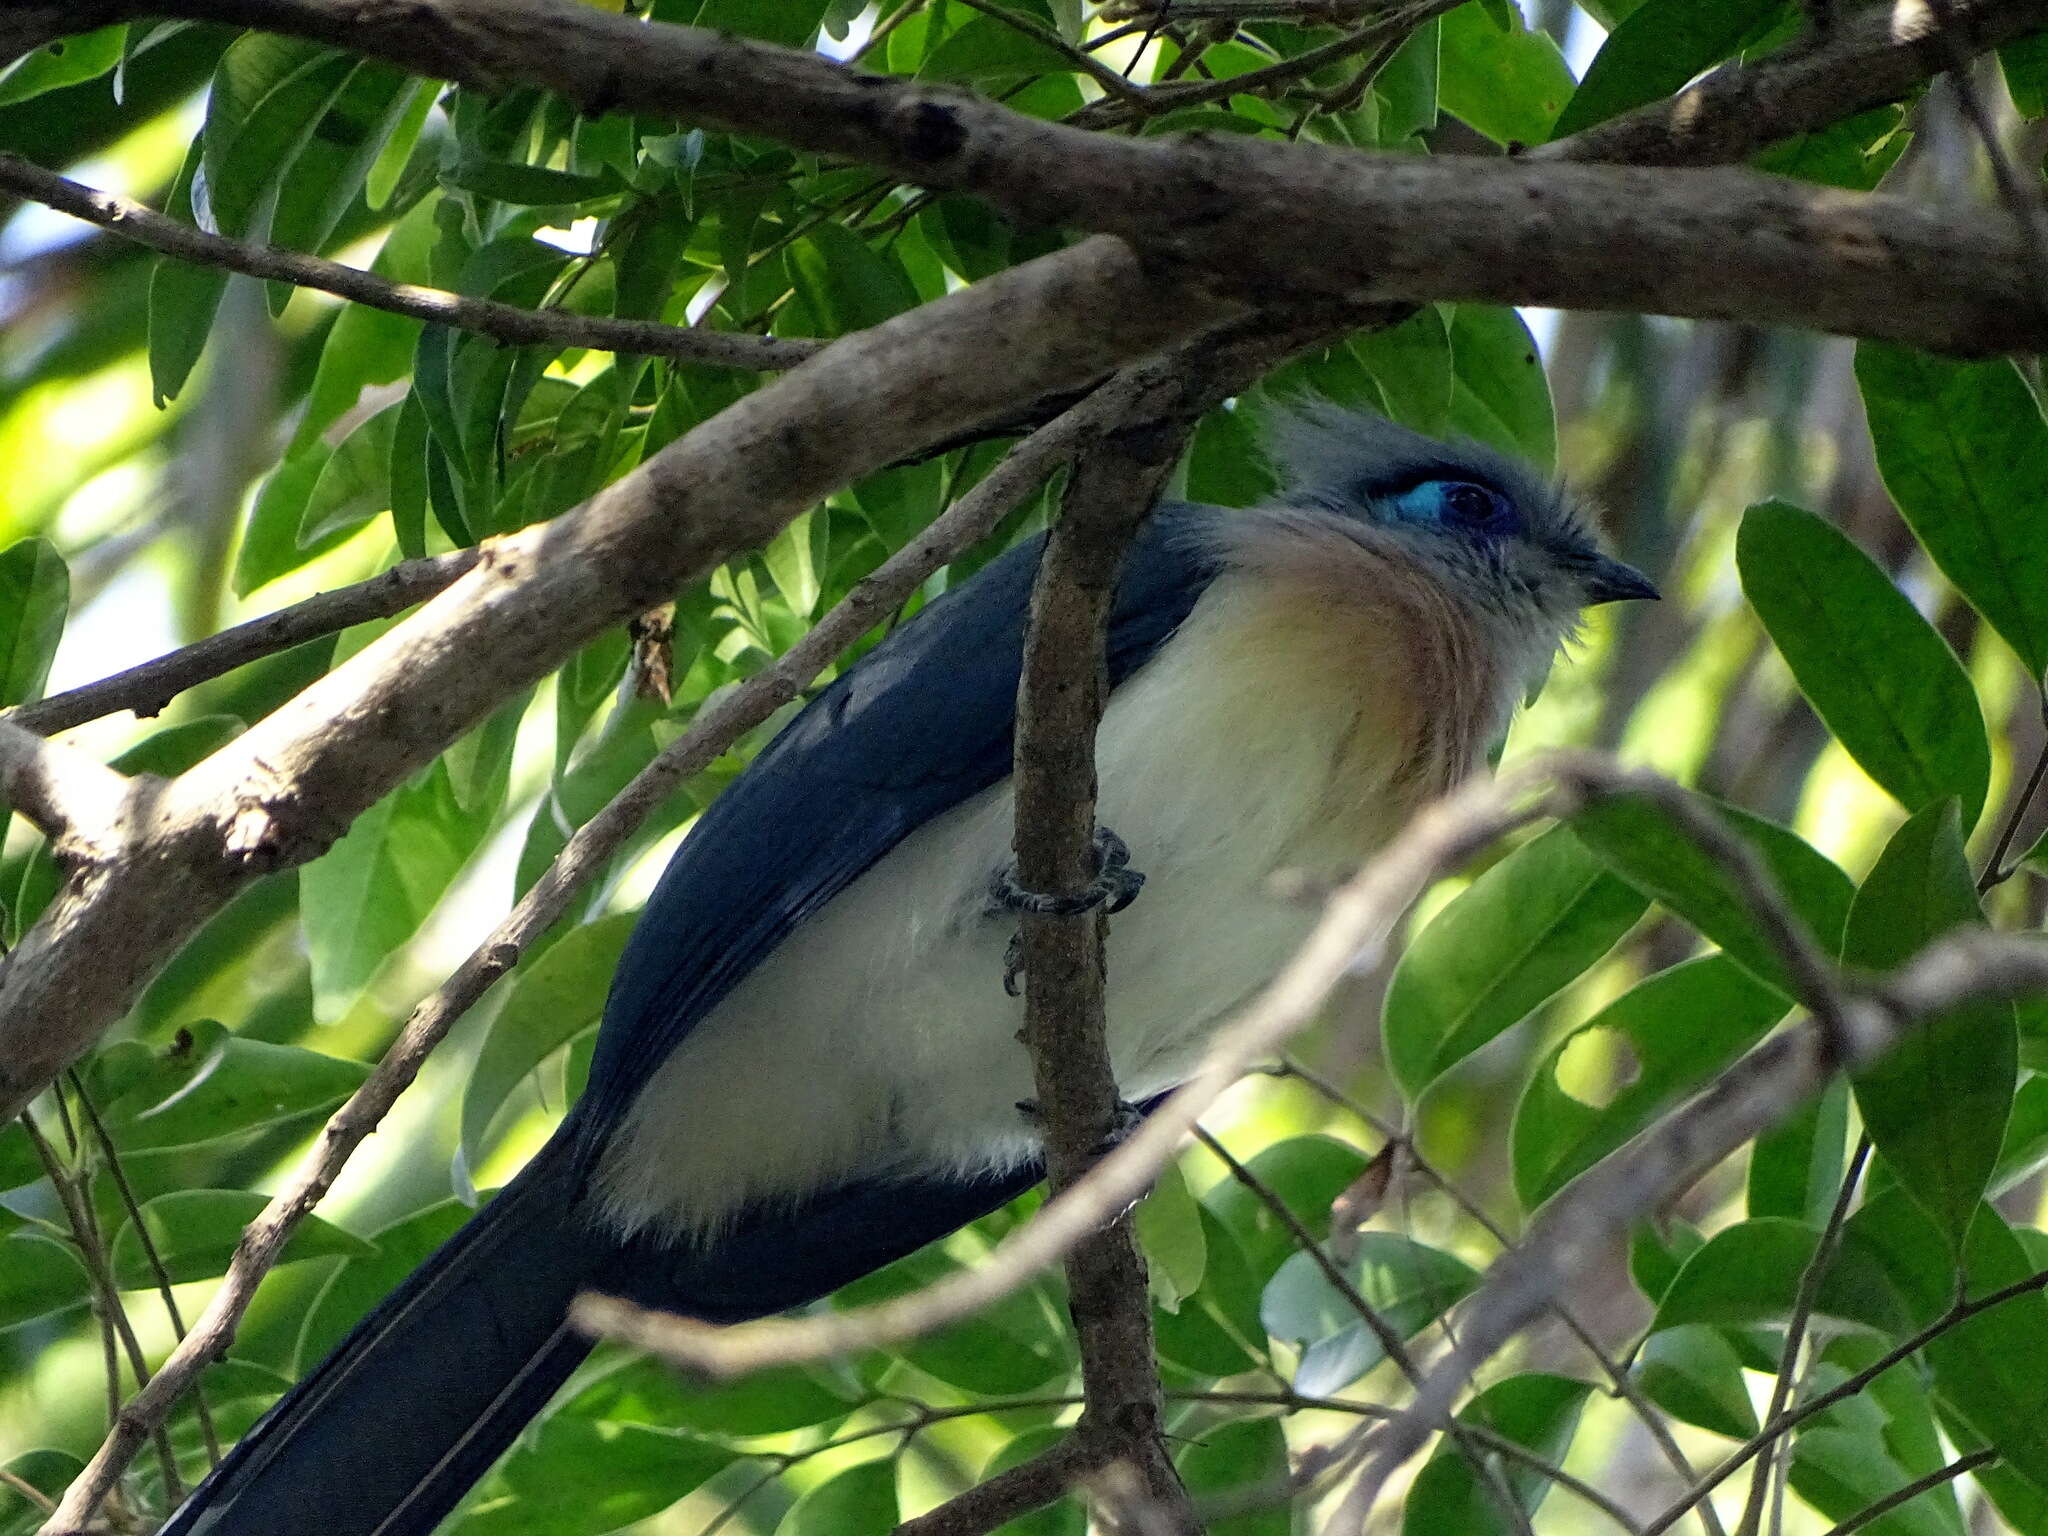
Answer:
[164,405,1655,1535]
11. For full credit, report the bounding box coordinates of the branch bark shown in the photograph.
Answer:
[11,0,2048,354]
[0,719,133,850]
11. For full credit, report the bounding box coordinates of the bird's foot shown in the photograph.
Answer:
[1015,1097,1146,1160]
[991,827,1145,996]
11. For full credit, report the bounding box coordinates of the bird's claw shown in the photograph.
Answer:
[1015,1097,1145,1160]
[993,827,1145,995]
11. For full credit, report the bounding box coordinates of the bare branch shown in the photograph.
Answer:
[14,0,2048,353]
[0,719,130,849]
[1536,0,2048,167]
[11,550,481,738]
[0,154,818,374]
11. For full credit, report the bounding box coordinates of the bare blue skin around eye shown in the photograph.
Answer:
[1383,478,1518,535]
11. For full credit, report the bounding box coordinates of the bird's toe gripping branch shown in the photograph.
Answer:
[989,826,1146,995]
[1014,1096,1147,1162]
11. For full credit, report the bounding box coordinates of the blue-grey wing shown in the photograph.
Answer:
[575,504,1223,1137]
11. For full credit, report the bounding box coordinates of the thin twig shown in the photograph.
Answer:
[0,1469,55,1514]
[68,1071,221,1466]
[952,0,1150,101]
[1191,1126,1539,1536]
[12,551,481,738]
[1824,1450,1997,1536]
[1977,687,2048,893]
[1642,1264,2048,1535]
[0,154,817,373]
[1733,1139,1869,1536]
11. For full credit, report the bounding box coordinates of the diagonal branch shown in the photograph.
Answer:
[0,718,131,851]
[0,154,818,373]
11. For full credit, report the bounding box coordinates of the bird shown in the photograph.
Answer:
[160,401,1656,1535]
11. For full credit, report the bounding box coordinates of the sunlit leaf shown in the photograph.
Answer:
[111,1189,369,1287]
[0,1234,88,1331]
[1738,501,1990,830]
[774,1457,897,1536]
[1386,825,1647,1100]
[1439,2,1573,147]
[1262,1235,1478,1396]
[0,24,125,105]
[467,1420,732,1536]
[1845,803,2016,1257]
[1650,1217,1911,1336]
[1635,1325,1758,1439]
[1550,0,1784,139]
[0,538,67,708]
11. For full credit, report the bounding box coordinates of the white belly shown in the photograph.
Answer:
[596,571,1476,1240]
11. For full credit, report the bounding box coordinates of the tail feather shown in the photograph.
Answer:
[163,1137,607,1536]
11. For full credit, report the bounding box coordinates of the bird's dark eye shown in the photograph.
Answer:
[1438,481,1510,528]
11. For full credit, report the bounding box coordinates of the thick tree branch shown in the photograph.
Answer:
[10,550,481,737]
[11,0,2048,354]
[1536,0,2048,167]
[1002,384,1201,1534]
[0,154,818,373]
[0,719,132,850]
[0,233,1214,1123]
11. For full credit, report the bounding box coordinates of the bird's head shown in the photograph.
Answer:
[1259,399,1658,633]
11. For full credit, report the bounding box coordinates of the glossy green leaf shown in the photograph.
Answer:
[1850,1193,2048,1497]
[1446,305,1555,469]
[775,1457,896,1536]
[0,1234,88,1331]
[293,193,438,452]
[1651,1217,1911,1336]
[1385,825,1647,1100]
[1748,1076,1849,1225]
[1262,1235,1478,1396]
[112,1189,368,1287]
[782,221,920,338]
[1754,105,1908,191]
[1512,955,1786,1208]
[200,37,358,238]
[1438,2,1574,147]
[299,402,400,545]
[1153,1206,1265,1377]
[1789,1426,1969,1536]
[0,24,125,105]
[0,539,67,708]
[1845,802,2016,1256]
[1137,1157,1207,1312]
[467,1420,732,1536]
[458,910,638,1174]
[1858,342,2048,679]
[2005,28,2048,118]
[1352,305,1454,439]
[147,140,228,405]
[836,1239,1073,1394]
[1635,1325,1758,1439]
[88,1020,370,1153]
[264,61,414,298]
[1573,789,1853,999]
[1179,1417,1289,1536]
[301,694,523,1019]
[1205,1134,1372,1283]
[1403,1374,1593,1536]
[566,1353,856,1437]
[1738,501,1989,829]
[1550,0,1784,140]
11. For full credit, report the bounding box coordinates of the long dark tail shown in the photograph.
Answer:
[162,1136,1043,1536]
[162,1135,608,1536]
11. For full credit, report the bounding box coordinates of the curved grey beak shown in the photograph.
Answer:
[1585,556,1660,605]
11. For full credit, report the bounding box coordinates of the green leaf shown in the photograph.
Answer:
[1635,1325,1758,1439]
[1438,2,1574,147]
[1262,1234,1479,1396]
[2003,28,2048,118]
[0,1234,88,1330]
[1137,1158,1207,1312]
[293,193,439,452]
[300,695,523,1019]
[1754,105,1908,191]
[111,1189,368,1287]
[0,24,125,105]
[1446,305,1555,469]
[1204,1134,1372,1283]
[1573,789,1853,999]
[459,910,638,1174]
[299,403,400,545]
[1850,1193,2048,1498]
[1512,955,1787,1209]
[782,221,921,338]
[1550,0,1784,139]
[836,1240,1073,1394]
[1790,1426,1970,1536]
[1650,1217,1911,1336]
[1352,306,1454,440]
[88,1021,370,1153]
[1153,1206,1266,1377]
[264,61,415,299]
[1403,1374,1593,1536]
[467,1420,732,1536]
[1738,501,1990,830]
[1749,1076,1849,1224]
[1179,1417,1289,1536]
[1844,802,2016,1256]
[1385,825,1647,1100]
[775,1458,897,1536]
[367,80,438,208]
[686,0,832,49]
[919,13,1075,84]
[147,140,228,405]
[565,1353,856,1437]
[0,539,68,708]
[1857,342,2048,679]
[200,37,358,239]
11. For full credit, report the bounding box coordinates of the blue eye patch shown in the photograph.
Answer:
[1381,477,1521,537]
